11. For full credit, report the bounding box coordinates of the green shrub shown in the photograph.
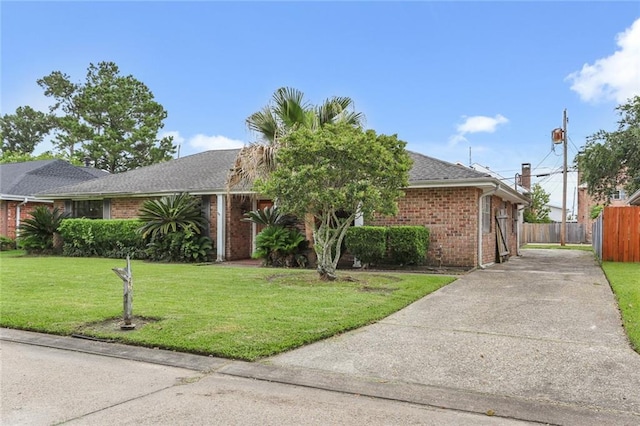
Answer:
[58,219,146,259]
[253,225,308,267]
[0,236,16,251]
[145,228,213,263]
[345,226,387,265]
[137,193,213,263]
[387,226,430,265]
[18,206,69,254]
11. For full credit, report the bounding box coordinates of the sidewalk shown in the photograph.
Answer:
[2,249,640,425]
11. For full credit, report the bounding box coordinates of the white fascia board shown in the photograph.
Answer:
[628,189,640,205]
[0,194,53,203]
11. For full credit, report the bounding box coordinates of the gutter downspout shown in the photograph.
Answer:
[478,183,499,269]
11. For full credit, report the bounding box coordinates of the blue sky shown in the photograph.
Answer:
[2,1,639,210]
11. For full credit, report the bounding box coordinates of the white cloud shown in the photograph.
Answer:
[447,133,468,145]
[566,18,640,103]
[189,134,245,150]
[160,131,246,156]
[448,114,509,146]
[456,114,509,134]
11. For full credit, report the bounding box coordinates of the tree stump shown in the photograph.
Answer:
[113,255,135,330]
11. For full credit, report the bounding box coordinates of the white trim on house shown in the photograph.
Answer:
[216,194,226,262]
[0,194,53,203]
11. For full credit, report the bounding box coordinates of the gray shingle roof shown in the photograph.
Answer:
[36,149,494,198]
[0,159,108,197]
[408,151,490,181]
[38,149,241,197]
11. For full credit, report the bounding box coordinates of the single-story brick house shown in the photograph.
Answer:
[0,159,108,240]
[38,149,529,268]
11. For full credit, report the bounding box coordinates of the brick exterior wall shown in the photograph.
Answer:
[366,188,519,268]
[111,198,151,219]
[35,188,520,268]
[226,195,252,260]
[367,188,481,267]
[0,200,52,239]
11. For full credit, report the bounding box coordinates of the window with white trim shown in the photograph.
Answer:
[482,196,491,233]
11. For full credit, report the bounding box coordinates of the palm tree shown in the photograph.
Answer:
[227,87,364,189]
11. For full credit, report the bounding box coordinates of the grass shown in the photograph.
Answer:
[522,243,593,251]
[0,251,455,361]
[602,262,640,353]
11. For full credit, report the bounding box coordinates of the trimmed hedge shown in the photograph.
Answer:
[345,225,430,266]
[58,219,147,259]
[387,226,430,265]
[345,226,388,265]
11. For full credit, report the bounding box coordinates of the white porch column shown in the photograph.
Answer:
[216,194,226,262]
[251,198,258,253]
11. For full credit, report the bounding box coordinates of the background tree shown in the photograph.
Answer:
[37,71,85,159]
[0,106,54,155]
[523,183,552,223]
[228,87,364,189]
[39,62,175,172]
[256,122,412,281]
[577,95,640,202]
[0,151,62,164]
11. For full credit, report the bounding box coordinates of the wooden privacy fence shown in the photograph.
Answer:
[601,206,640,262]
[522,223,586,244]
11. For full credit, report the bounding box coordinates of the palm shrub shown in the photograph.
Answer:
[253,225,307,267]
[138,193,213,262]
[244,205,308,267]
[18,206,69,254]
[242,205,297,227]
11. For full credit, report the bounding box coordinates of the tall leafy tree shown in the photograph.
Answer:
[523,183,552,223]
[0,106,54,155]
[37,71,85,159]
[256,122,412,281]
[228,87,364,188]
[577,95,640,202]
[39,62,175,172]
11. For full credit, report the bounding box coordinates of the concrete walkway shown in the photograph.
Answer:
[2,249,639,425]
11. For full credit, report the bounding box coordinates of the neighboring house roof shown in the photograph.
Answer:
[37,149,529,204]
[0,159,109,201]
[628,189,640,206]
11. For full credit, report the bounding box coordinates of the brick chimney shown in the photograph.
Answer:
[521,163,531,191]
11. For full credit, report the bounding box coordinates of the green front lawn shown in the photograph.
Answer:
[0,252,454,360]
[602,262,640,353]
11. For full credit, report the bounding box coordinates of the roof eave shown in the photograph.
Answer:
[628,189,640,206]
[38,188,254,199]
[408,178,530,205]
[0,194,54,203]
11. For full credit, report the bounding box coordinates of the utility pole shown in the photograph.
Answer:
[551,110,568,246]
[561,109,568,246]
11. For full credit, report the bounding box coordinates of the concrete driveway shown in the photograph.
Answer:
[2,249,639,425]
[262,249,640,425]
